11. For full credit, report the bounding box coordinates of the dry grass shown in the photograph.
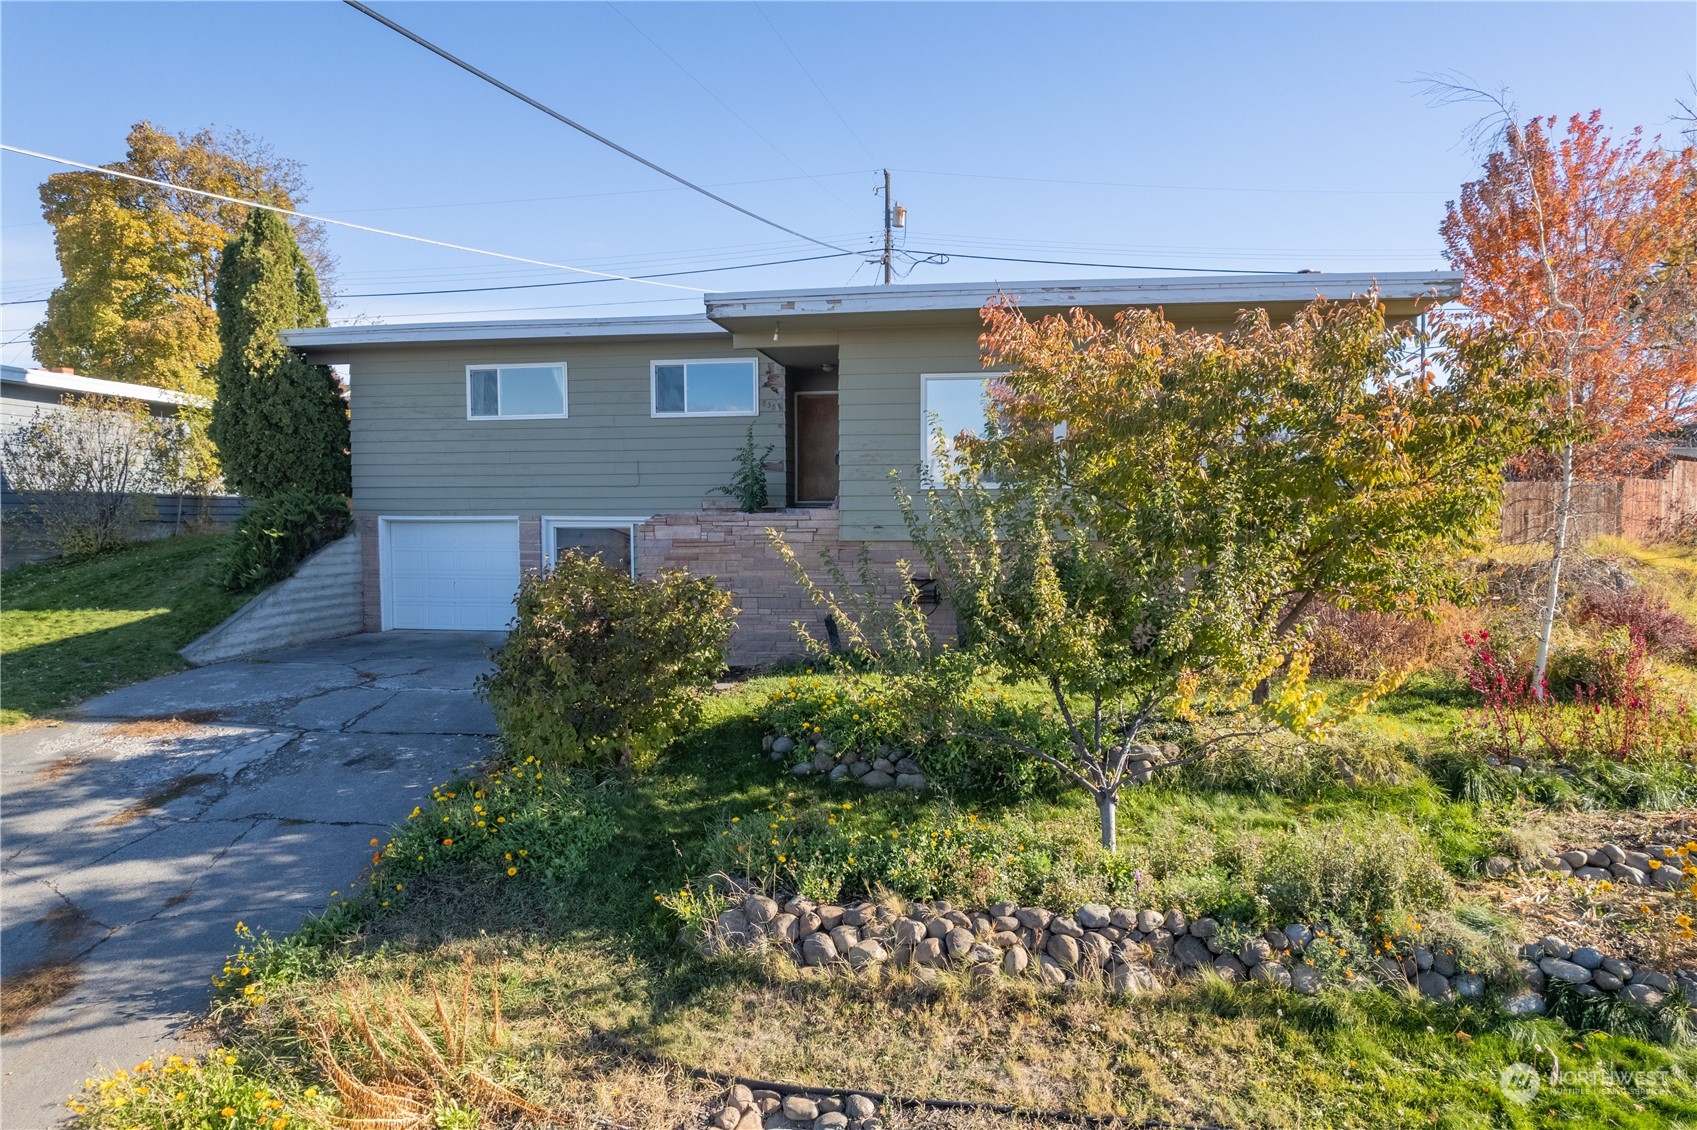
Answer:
[104,717,207,740]
[34,750,90,783]
[96,772,221,828]
[0,957,83,1034]
[0,903,102,1033]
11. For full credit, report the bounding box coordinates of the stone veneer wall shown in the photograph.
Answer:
[636,507,955,668]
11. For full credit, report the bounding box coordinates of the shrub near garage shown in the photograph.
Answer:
[477,552,733,770]
[220,490,350,592]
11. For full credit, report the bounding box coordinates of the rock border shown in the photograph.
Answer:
[704,893,1694,1024]
[1517,840,1694,889]
[764,733,929,791]
[710,1083,880,1130]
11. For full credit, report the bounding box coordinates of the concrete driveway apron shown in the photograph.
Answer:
[0,631,502,1128]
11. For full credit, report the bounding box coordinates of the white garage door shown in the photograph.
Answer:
[383,519,520,630]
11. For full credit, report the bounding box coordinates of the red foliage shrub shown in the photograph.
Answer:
[1572,585,1696,656]
[1456,630,1697,763]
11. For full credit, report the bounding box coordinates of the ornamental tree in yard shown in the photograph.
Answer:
[1439,103,1697,695]
[209,209,350,498]
[891,296,1537,852]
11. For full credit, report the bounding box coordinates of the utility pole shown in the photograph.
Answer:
[881,168,894,285]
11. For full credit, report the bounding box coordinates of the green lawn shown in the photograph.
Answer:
[0,534,247,726]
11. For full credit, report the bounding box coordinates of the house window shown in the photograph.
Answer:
[544,519,640,577]
[651,358,758,417]
[921,373,1004,479]
[467,364,566,419]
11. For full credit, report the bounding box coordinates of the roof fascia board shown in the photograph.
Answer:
[0,367,206,407]
[281,315,729,354]
[705,272,1462,323]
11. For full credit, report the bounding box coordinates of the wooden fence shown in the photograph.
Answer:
[1501,457,1697,545]
[1,488,248,570]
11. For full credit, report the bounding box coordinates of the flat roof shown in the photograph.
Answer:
[706,271,1462,323]
[0,365,207,408]
[279,272,1462,354]
[282,314,727,356]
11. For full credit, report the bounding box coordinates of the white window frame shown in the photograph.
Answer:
[650,357,760,418]
[465,362,568,421]
[542,516,647,579]
[920,372,1006,482]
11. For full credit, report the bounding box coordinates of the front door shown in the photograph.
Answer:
[794,391,839,504]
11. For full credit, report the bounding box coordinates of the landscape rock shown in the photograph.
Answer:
[1570,946,1604,970]
[1417,971,1453,1001]
[772,736,795,755]
[1539,957,1592,985]
[1291,964,1322,995]
[1077,903,1112,929]
[848,940,888,970]
[1503,991,1546,1016]
[860,770,895,789]
[1045,934,1082,969]
[783,1095,819,1122]
[802,932,838,966]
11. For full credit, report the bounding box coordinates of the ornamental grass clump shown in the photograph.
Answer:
[477,552,733,770]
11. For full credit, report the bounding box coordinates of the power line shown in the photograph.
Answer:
[340,251,859,297]
[894,166,1452,197]
[0,144,714,293]
[902,248,1306,275]
[753,3,878,165]
[344,1,856,255]
[605,2,868,225]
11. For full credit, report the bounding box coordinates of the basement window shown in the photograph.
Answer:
[467,363,567,419]
[651,358,758,417]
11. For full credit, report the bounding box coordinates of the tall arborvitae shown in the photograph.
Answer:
[209,209,350,497]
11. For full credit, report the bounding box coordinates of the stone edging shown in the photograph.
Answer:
[710,1084,879,1130]
[705,893,1693,1024]
[764,733,929,791]
[1524,841,1693,888]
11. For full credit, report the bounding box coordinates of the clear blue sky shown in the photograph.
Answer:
[3,1,1691,369]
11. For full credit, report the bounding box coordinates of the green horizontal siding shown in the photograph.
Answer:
[347,339,781,517]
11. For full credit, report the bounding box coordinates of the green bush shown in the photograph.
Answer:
[756,671,1066,799]
[476,552,734,770]
[1232,816,1453,925]
[219,489,349,591]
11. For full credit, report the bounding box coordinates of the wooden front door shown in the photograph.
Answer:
[794,391,839,503]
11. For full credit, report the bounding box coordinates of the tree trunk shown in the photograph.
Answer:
[1530,441,1575,699]
[1096,791,1118,853]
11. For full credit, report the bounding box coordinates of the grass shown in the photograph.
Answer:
[64,538,1697,1128]
[0,533,247,726]
[68,674,1697,1130]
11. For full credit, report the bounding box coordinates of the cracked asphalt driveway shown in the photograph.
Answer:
[0,631,502,1128]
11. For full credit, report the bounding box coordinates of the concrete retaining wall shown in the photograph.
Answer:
[181,533,363,665]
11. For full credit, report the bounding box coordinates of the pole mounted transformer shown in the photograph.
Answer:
[879,169,905,285]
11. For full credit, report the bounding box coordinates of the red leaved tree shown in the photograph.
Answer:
[1439,99,1697,693]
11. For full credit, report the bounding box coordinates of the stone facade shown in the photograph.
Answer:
[636,507,953,668]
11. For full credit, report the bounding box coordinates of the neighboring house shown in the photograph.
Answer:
[282,271,1459,664]
[1,365,238,569]
[0,364,203,445]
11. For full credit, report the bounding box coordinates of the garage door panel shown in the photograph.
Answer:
[383,519,519,631]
